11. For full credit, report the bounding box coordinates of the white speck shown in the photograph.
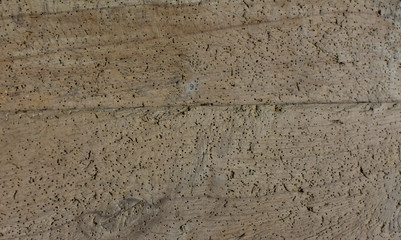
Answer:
[399,2,401,7]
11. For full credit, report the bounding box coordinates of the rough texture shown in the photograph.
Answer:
[1,0,401,111]
[2,104,401,239]
[1,0,401,239]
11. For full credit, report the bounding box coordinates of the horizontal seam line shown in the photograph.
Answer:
[0,100,399,114]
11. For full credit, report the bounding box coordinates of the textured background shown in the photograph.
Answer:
[1,0,401,239]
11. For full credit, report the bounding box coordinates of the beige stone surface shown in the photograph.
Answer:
[1,104,401,239]
[1,0,401,111]
[1,0,401,239]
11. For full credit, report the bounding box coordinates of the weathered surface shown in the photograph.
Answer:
[1,0,401,111]
[1,0,401,239]
[1,104,401,239]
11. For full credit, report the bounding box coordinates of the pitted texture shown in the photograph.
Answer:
[1,0,401,239]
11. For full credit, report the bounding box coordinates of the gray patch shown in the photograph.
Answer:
[78,198,161,239]
[186,82,199,92]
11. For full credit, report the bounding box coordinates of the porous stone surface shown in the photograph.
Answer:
[1,0,401,239]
